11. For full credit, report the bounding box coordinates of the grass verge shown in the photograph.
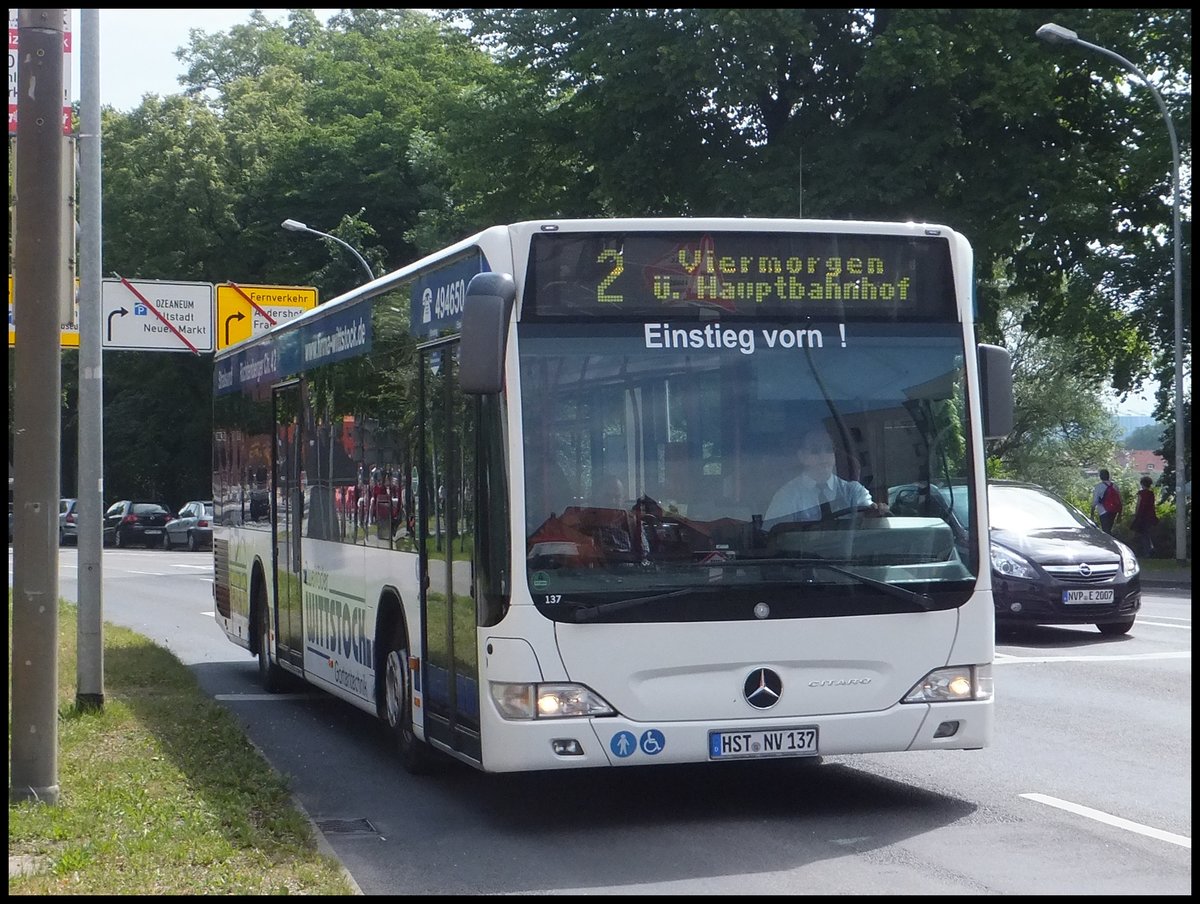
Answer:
[8,595,355,895]
[1138,557,1187,572]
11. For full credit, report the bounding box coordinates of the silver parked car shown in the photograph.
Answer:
[162,500,214,551]
[59,497,79,546]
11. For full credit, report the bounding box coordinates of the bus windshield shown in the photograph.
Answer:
[520,319,979,622]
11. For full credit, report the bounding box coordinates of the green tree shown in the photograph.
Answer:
[27,8,1188,509]
[984,291,1120,499]
[1123,422,1166,450]
[75,11,499,501]
[441,7,1188,406]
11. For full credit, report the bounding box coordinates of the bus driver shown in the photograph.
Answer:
[765,426,889,527]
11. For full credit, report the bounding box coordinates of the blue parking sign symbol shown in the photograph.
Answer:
[134,303,147,316]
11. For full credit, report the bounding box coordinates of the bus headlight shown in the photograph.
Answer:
[489,682,616,720]
[903,664,992,703]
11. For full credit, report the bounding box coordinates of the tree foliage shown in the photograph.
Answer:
[1123,422,1166,451]
[440,8,1188,401]
[14,8,1188,505]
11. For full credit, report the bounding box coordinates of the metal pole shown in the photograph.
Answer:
[281,218,375,282]
[76,7,105,709]
[10,7,68,806]
[1036,23,1189,561]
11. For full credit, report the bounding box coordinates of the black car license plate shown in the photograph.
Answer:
[1063,588,1114,604]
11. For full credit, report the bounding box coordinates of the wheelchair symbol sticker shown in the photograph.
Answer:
[639,729,665,756]
[610,731,637,758]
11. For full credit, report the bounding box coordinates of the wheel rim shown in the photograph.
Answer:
[385,647,409,730]
[258,603,271,672]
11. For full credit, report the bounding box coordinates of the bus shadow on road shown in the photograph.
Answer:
[191,659,979,894]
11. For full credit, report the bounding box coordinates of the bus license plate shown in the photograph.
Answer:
[1063,589,1114,604]
[709,726,818,760]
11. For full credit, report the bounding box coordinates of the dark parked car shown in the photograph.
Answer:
[59,497,79,546]
[162,500,214,551]
[888,479,1140,635]
[103,500,173,549]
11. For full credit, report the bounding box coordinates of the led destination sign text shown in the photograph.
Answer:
[527,230,955,321]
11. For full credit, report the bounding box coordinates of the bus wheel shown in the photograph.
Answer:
[384,626,439,774]
[255,587,287,693]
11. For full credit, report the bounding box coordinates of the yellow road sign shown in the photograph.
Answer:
[216,283,318,350]
[9,275,80,348]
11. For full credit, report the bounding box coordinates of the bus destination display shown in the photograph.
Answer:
[526,230,955,320]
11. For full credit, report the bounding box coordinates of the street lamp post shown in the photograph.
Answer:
[281,217,375,283]
[1036,22,1188,562]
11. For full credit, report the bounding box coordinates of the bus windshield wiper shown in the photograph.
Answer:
[751,557,936,610]
[572,587,705,623]
[811,561,935,610]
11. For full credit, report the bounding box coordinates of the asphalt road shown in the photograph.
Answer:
[11,545,1192,894]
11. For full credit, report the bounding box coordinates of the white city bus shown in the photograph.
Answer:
[212,218,1012,774]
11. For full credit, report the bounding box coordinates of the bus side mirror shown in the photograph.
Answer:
[459,272,516,394]
[978,343,1013,440]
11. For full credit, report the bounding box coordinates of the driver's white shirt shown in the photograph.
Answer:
[764,472,871,525]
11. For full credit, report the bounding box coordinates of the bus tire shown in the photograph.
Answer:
[255,577,287,693]
[384,622,439,774]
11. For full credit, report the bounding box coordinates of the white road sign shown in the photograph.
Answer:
[101,278,215,353]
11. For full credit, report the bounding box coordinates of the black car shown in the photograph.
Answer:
[889,479,1140,635]
[103,500,173,549]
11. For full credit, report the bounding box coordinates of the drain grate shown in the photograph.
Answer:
[316,817,379,835]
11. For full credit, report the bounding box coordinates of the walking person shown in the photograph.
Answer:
[1130,475,1158,558]
[1089,468,1123,534]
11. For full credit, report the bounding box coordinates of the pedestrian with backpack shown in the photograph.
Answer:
[1089,468,1123,534]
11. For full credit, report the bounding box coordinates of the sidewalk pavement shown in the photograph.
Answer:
[1139,563,1192,591]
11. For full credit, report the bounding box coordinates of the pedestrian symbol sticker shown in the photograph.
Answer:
[610,731,637,758]
[640,729,665,755]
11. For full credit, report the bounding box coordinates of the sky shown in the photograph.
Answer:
[56,10,1165,416]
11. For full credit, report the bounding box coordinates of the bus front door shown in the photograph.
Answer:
[272,382,305,673]
[420,342,482,762]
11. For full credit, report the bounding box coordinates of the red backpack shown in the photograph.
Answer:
[1101,481,1122,515]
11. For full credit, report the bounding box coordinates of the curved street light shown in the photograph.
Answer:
[1036,22,1188,562]
[281,217,375,283]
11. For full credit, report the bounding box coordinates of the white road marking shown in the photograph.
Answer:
[994,651,1189,664]
[1021,792,1191,849]
[1136,619,1190,629]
